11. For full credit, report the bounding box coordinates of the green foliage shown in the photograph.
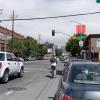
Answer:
[8,36,47,58]
[65,34,87,57]
[36,44,47,56]
[23,36,37,57]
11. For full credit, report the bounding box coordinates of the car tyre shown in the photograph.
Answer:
[18,67,24,78]
[2,70,9,83]
[53,95,56,100]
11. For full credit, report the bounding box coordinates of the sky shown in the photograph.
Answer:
[0,0,100,48]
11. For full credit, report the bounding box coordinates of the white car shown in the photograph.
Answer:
[0,52,24,83]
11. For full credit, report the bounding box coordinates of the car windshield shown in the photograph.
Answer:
[0,53,5,61]
[71,64,100,85]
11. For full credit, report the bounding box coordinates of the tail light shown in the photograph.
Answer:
[0,62,2,68]
[62,95,72,100]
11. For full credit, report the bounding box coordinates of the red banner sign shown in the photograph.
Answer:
[76,25,86,34]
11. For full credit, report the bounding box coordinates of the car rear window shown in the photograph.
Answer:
[0,53,5,61]
[71,64,100,85]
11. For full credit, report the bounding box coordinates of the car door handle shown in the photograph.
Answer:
[8,63,10,65]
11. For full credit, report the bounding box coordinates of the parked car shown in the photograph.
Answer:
[0,52,24,83]
[44,55,50,60]
[54,62,100,100]
[38,55,44,60]
[27,56,36,61]
[18,57,24,62]
[24,56,36,61]
[59,56,65,62]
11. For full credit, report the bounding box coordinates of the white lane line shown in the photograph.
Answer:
[5,90,14,95]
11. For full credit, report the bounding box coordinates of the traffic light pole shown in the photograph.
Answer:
[55,32,71,37]
[51,30,71,55]
[52,30,71,37]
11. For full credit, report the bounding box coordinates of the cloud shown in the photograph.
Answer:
[0,0,100,46]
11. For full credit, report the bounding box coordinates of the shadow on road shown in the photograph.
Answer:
[45,75,53,79]
[0,75,21,84]
[56,70,63,75]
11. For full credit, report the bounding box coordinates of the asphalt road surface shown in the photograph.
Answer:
[0,60,63,100]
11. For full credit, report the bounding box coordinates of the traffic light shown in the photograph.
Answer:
[52,30,55,36]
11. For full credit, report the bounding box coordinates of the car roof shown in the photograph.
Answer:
[0,51,12,54]
[70,59,83,61]
[71,61,100,65]
[67,61,100,71]
[64,59,92,64]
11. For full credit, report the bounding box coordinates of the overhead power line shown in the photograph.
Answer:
[0,11,100,22]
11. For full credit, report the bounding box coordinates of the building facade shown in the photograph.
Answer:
[83,34,100,61]
[0,26,24,51]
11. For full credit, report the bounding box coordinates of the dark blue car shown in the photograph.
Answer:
[54,62,100,100]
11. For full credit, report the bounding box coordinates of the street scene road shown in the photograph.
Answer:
[0,60,63,100]
[0,1,100,100]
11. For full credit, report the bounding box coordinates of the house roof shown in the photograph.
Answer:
[87,34,100,39]
[0,26,25,39]
[85,34,100,42]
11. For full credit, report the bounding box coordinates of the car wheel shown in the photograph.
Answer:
[18,67,24,78]
[2,70,9,83]
[53,95,56,100]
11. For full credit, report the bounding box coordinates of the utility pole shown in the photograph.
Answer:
[11,10,15,52]
[0,9,3,14]
[39,34,40,43]
[4,30,7,52]
[9,10,17,52]
[0,9,3,51]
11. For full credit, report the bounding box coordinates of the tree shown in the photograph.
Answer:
[8,36,38,57]
[14,39,25,57]
[8,36,48,59]
[65,34,87,57]
[23,36,38,57]
[8,38,25,57]
[66,38,79,57]
[36,44,47,57]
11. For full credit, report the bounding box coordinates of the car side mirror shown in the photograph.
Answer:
[17,58,23,62]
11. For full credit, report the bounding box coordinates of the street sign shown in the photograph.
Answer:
[79,40,83,47]
[77,35,86,40]
[96,0,100,3]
